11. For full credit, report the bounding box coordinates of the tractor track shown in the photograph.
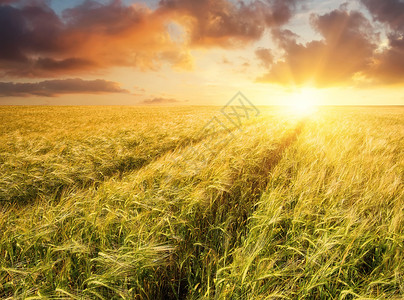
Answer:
[160,118,307,299]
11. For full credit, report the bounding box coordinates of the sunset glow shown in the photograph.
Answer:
[0,1,403,298]
[0,0,403,105]
[287,88,319,115]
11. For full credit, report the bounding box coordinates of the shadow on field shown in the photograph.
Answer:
[157,119,306,300]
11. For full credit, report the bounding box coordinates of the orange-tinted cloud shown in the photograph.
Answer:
[255,48,273,68]
[257,2,404,87]
[257,9,378,87]
[0,0,300,79]
[158,0,298,47]
[0,1,190,77]
[0,78,128,97]
[360,0,404,84]
[142,97,184,104]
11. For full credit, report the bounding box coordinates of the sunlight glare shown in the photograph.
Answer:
[287,88,319,115]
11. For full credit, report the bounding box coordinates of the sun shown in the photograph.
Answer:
[287,88,319,115]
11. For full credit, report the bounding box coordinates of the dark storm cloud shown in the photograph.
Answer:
[257,8,378,87]
[158,0,299,46]
[0,78,128,97]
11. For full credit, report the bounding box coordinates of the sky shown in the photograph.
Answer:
[0,0,404,106]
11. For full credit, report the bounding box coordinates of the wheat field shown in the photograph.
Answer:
[0,106,403,299]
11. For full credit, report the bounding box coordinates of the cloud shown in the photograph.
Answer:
[158,0,299,47]
[0,0,191,77]
[4,58,98,78]
[0,0,301,78]
[0,0,17,4]
[360,0,404,84]
[141,97,185,104]
[0,78,128,97]
[222,57,231,65]
[257,8,378,87]
[255,0,404,86]
[255,48,273,68]
[361,0,404,31]
[0,3,63,61]
[158,50,194,70]
[133,86,146,93]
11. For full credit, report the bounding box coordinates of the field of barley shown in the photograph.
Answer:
[0,106,403,299]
